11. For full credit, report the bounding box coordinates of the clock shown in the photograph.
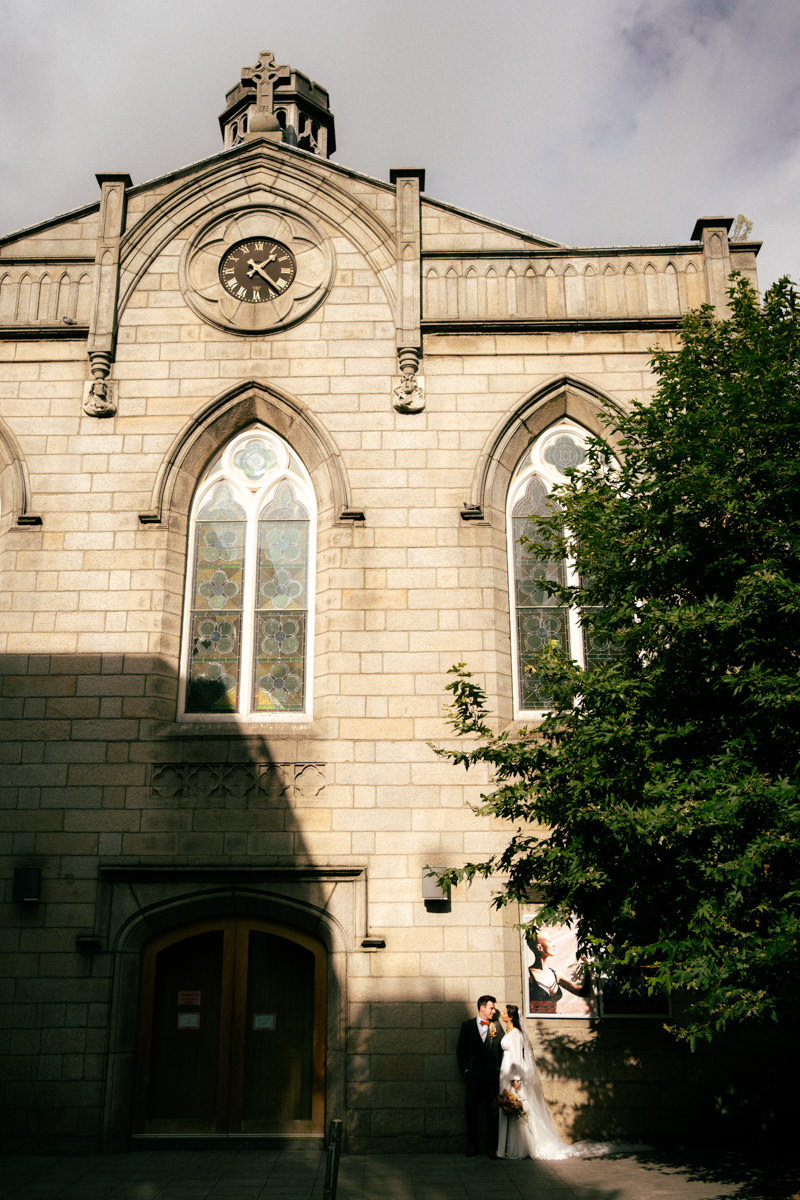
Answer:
[218,237,297,303]
[181,206,334,334]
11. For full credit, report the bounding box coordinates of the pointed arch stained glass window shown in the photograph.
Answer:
[508,421,599,712]
[183,429,315,718]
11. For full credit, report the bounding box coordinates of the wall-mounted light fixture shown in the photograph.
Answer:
[360,937,386,950]
[76,935,104,954]
[12,867,42,903]
[422,867,449,901]
[422,867,451,912]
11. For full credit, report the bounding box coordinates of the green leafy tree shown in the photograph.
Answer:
[434,275,800,1046]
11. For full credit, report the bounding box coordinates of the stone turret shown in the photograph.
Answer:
[219,50,336,157]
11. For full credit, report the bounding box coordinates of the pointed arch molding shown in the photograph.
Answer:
[473,376,625,518]
[0,416,38,527]
[117,144,397,321]
[139,380,351,529]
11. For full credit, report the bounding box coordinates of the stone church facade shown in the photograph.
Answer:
[0,53,766,1153]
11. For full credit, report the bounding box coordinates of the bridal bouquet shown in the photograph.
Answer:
[494,1088,526,1120]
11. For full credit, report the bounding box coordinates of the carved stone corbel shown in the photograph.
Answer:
[83,373,117,418]
[393,346,424,413]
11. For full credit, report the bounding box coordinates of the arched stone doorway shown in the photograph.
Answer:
[133,916,326,1138]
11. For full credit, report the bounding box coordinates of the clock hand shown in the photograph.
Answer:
[247,249,280,274]
[247,259,274,282]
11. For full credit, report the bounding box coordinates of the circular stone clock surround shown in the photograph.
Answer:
[180,205,335,335]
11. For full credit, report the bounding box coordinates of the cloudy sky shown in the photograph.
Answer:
[2,0,799,289]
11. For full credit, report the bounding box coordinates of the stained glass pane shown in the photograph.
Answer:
[513,516,564,608]
[197,482,246,522]
[257,488,309,614]
[512,475,550,520]
[187,482,246,713]
[517,608,569,709]
[193,525,245,611]
[232,438,278,483]
[261,481,310,522]
[253,481,309,711]
[253,613,307,712]
[543,433,586,474]
[184,451,314,717]
[512,473,571,709]
[186,611,241,712]
[582,609,618,673]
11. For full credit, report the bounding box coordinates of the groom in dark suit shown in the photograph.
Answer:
[456,994,503,1157]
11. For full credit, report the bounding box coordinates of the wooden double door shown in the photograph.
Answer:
[134,917,326,1137]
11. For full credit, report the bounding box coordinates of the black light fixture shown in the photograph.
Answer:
[13,867,42,903]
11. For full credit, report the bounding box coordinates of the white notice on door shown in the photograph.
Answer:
[252,1013,276,1030]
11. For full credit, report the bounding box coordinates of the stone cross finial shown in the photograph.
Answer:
[241,51,291,112]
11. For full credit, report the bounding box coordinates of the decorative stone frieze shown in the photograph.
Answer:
[0,264,93,328]
[150,761,326,805]
[423,252,709,322]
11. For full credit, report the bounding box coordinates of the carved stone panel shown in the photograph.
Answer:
[150,761,326,808]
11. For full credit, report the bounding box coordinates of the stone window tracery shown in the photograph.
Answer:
[181,427,315,719]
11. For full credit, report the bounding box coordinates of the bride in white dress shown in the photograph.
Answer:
[496,1003,580,1160]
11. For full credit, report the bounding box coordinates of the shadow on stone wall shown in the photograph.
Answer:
[0,651,340,1154]
[344,980,798,1153]
[2,651,797,1156]
[338,992,800,1155]
[532,1016,799,1150]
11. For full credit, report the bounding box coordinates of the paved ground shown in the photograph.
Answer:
[2,1147,797,1200]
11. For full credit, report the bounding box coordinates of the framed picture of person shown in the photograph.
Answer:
[520,914,596,1019]
[521,912,671,1019]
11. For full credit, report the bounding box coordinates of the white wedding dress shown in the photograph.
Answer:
[497,1027,583,1160]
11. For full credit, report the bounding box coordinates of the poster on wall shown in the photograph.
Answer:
[521,914,596,1018]
[521,912,672,1019]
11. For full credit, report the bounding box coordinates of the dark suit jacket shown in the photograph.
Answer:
[456,1017,503,1079]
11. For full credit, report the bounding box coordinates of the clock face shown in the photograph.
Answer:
[218,238,297,303]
